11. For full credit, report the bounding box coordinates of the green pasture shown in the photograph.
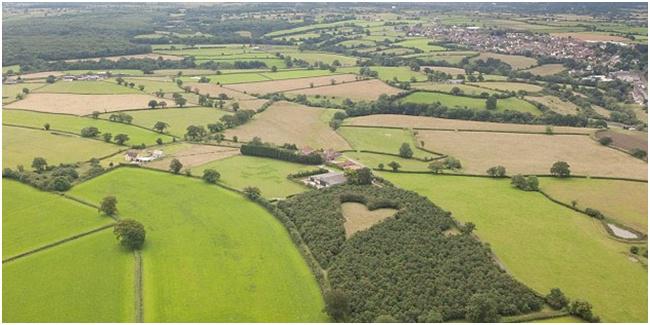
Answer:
[195,155,312,198]
[395,38,446,51]
[101,107,229,137]
[411,82,503,96]
[63,69,144,76]
[278,51,358,66]
[540,177,648,233]
[34,80,140,94]
[4,110,174,145]
[400,91,541,114]
[118,78,183,93]
[337,126,431,158]
[3,230,134,322]
[69,168,326,322]
[381,173,648,323]
[338,66,427,82]
[195,58,287,69]
[3,64,20,73]
[3,125,122,169]
[469,81,544,93]
[2,179,113,258]
[343,151,430,171]
[338,39,377,47]
[259,68,344,80]
[2,83,46,104]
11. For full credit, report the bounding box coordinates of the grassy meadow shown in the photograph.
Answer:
[381,173,647,323]
[3,230,134,322]
[68,168,326,322]
[337,126,432,158]
[4,110,174,145]
[2,179,113,258]
[400,91,541,114]
[101,107,230,137]
[34,81,141,94]
[3,126,122,169]
[195,155,312,198]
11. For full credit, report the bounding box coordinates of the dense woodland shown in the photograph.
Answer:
[278,185,543,322]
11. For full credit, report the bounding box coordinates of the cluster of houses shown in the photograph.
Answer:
[124,149,164,164]
[62,72,110,81]
[297,146,369,189]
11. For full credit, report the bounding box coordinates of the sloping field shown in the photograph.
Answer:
[225,101,351,150]
[2,179,113,258]
[343,151,430,171]
[469,81,544,93]
[3,230,134,322]
[196,155,312,198]
[338,126,431,158]
[524,64,567,76]
[146,143,240,170]
[344,114,594,134]
[4,110,174,145]
[526,95,581,115]
[394,38,446,51]
[471,52,538,69]
[5,93,163,116]
[411,82,502,96]
[279,51,358,66]
[34,81,140,94]
[102,107,230,137]
[185,82,256,100]
[416,130,648,179]
[401,91,541,114]
[341,202,397,237]
[3,126,122,168]
[284,79,403,101]
[382,173,647,323]
[68,168,326,322]
[596,129,648,153]
[540,177,648,233]
[226,74,358,95]
[14,71,64,80]
[2,83,46,104]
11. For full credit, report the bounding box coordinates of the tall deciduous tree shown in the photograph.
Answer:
[113,219,146,250]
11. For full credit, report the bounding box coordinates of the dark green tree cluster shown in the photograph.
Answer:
[240,143,323,165]
[278,185,543,322]
[511,174,539,191]
[113,219,146,250]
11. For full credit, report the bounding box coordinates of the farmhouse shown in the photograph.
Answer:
[125,149,164,163]
[305,171,346,188]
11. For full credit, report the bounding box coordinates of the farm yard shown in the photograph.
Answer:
[2,3,647,324]
[4,93,164,116]
[415,130,648,179]
[225,101,351,150]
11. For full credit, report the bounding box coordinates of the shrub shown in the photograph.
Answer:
[465,293,500,323]
[113,219,146,250]
[346,167,373,185]
[100,196,118,216]
[243,186,261,200]
[486,165,506,177]
[585,208,605,220]
[202,169,221,184]
[550,161,571,177]
[545,288,569,310]
[169,159,183,174]
[48,176,71,191]
[632,148,647,159]
[240,143,323,165]
[398,143,413,158]
[80,127,100,138]
[569,300,599,322]
[598,136,612,145]
[511,174,538,191]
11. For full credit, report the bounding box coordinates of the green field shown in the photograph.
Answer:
[100,107,230,137]
[4,110,174,145]
[2,179,113,258]
[195,58,288,69]
[338,66,427,82]
[337,126,431,158]
[68,168,326,322]
[381,173,647,323]
[3,230,134,322]
[181,72,270,84]
[3,125,122,169]
[2,83,46,103]
[411,82,503,96]
[195,155,312,198]
[401,91,541,114]
[540,177,648,233]
[34,80,140,94]
[280,51,358,66]
[470,81,544,93]
[119,78,184,93]
[259,69,345,80]
[394,38,446,51]
[343,151,430,171]
[3,64,20,73]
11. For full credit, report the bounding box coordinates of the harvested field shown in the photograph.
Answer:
[284,79,403,101]
[226,74,358,95]
[121,78,183,93]
[471,52,538,69]
[416,130,648,179]
[526,95,581,115]
[344,114,594,134]
[225,101,351,150]
[338,66,427,82]
[146,143,240,170]
[469,81,544,93]
[185,82,256,100]
[596,129,648,153]
[5,93,163,116]
[540,177,648,233]
[341,202,397,237]
[524,64,567,76]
